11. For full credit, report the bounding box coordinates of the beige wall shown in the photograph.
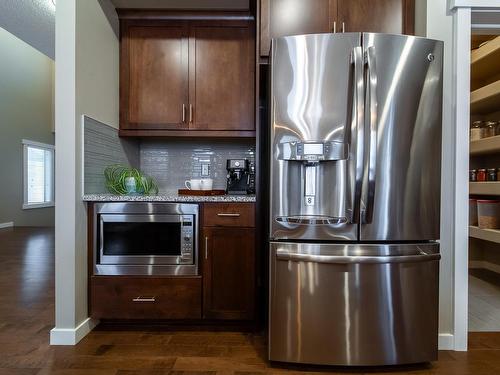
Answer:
[0,27,55,227]
[415,0,427,37]
[52,0,119,343]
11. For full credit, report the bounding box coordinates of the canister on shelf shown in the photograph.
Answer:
[470,121,483,141]
[477,200,500,229]
[488,168,497,181]
[477,169,487,182]
[484,121,497,138]
[470,169,478,182]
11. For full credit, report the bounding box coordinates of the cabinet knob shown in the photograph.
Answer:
[332,21,336,33]
[342,22,346,33]
[182,104,186,123]
[189,104,193,123]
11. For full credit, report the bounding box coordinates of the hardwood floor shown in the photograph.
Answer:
[2,227,500,374]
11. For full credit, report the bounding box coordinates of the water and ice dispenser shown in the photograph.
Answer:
[272,138,356,240]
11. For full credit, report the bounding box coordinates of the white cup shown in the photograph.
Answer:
[200,178,213,191]
[185,179,202,190]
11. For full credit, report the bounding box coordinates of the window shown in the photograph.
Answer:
[23,140,55,209]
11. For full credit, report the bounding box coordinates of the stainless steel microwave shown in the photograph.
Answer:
[93,202,198,276]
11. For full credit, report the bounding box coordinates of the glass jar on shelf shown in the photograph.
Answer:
[477,169,487,182]
[488,168,497,181]
[483,121,497,138]
[470,121,483,141]
[470,169,478,182]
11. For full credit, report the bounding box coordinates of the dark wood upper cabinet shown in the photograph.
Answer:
[190,25,255,131]
[202,226,255,320]
[260,0,414,57]
[121,22,189,130]
[337,0,414,34]
[119,12,256,136]
[260,0,336,56]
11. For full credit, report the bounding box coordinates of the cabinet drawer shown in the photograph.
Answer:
[202,203,255,227]
[90,276,202,320]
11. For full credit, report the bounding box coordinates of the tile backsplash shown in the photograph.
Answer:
[83,116,139,194]
[83,117,255,194]
[140,139,255,193]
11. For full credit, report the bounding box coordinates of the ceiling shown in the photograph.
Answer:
[110,0,249,9]
[0,0,55,59]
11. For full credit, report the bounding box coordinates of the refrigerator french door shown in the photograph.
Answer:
[269,33,443,366]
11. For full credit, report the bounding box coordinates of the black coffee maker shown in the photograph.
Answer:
[226,159,255,195]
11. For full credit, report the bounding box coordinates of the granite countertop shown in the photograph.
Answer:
[82,193,256,203]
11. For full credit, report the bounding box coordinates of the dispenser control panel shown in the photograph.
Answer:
[278,141,347,161]
[301,143,325,159]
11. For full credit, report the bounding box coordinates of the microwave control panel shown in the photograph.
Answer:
[181,215,194,263]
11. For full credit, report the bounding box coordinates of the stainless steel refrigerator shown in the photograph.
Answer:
[269,33,443,366]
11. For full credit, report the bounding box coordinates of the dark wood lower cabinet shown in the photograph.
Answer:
[90,276,202,320]
[88,203,257,324]
[202,227,255,320]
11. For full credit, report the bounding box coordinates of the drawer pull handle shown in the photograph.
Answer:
[132,297,156,303]
[217,213,241,217]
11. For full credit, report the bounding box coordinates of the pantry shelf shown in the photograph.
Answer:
[469,225,500,244]
[470,182,500,195]
[471,79,500,115]
[471,36,500,85]
[470,135,500,155]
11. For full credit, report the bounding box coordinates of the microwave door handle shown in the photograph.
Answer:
[364,46,377,224]
[99,216,105,262]
[350,46,365,224]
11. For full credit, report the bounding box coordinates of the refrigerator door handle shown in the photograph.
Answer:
[276,249,440,264]
[364,46,378,224]
[350,46,365,224]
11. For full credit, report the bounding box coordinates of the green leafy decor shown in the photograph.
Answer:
[104,165,159,196]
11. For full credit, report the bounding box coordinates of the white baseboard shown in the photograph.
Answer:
[0,222,14,229]
[50,317,98,345]
[469,260,500,274]
[49,318,454,350]
[439,333,455,350]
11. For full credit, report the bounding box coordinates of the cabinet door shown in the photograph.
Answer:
[260,0,337,56]
[337,0,414,35]
[189,25,255,131]
[202,227,255,320]
[121,23,189,130]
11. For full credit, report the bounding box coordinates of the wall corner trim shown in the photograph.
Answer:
[439,333,455,350]
[0,222,14,229]
[50,318,98,345]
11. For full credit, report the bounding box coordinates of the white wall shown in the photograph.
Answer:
[51,0,119,345]
[0,27,55,227]
[76,0,119,129]
[425,0,460,350]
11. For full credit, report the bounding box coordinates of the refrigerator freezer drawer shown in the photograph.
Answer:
[269,242,440,366]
